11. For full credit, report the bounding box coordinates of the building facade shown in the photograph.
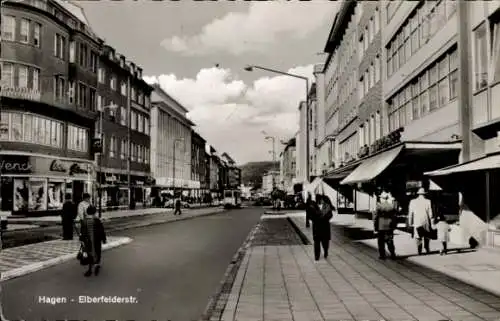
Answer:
[0,0,100,215]
[262,170,279,195]
[191,130,206,197]
[150,84,193,197]
[296,104,307,184]
[280,138,297,193]
[221,152,241,189]
[96,45,153,210]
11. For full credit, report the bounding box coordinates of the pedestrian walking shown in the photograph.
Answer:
[373,191,397,260]
[305,192,316,228]
[311,194,333,261]
[434,212,450,255]
[77,193,91,222]
[408,188,434,255]
[174,198,182,215]
[61,195,76,240]
[80,204,107,277]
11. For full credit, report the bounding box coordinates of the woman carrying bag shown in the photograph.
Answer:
[78,204,107,277]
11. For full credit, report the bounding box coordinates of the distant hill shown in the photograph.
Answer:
[240,161,279,188]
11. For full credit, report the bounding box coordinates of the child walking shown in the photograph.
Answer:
[435,213,450,255]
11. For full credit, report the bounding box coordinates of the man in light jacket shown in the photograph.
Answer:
[373,191,397,260]
[408,188,433,255]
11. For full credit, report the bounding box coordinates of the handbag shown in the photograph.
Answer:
[77,243,90,265]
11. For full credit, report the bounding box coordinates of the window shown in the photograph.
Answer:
[89,88,96,111]
[68,81,75,104]
[78,43,88,67]
[54,34,65,59]
[145,95,150,108]
[1,15,15,41]
[438,77,449,107]
[120,139,127,159]
[33,23,41,47]
[98,68,105,84]
[375,56,380,82]
[474,23,488,90]
[120,107,127,126]
[449,70,458,99]
[90,51,98,73]
[1,112,63,147]
[110,76,116,90]
[144,117,149,135]
[97,95,103,111]
[429,85,438,111]
[109,136,117,158]
[131,87,136,101]
[68,124,88,152]
[69,41,76,63]
[32,68,39,91]
[53,76,65,100]
[18,65,28,88]
[374,7,380,33]
[364,27,369,50]
[369,64,375,86]
[121,82,127,96]
[131,111,137,130]
[20,19,30,43]
[78,83,86,108]
[138,92,144,105]
[138,113,144,133]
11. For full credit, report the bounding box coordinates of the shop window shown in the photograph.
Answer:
[47,181,64,210]
[14,179,48,211]
[474,23,488,90]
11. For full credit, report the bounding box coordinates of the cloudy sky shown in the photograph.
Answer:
[79,1,339,165]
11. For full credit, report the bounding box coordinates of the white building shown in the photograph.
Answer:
[262,170,279,195]
[150,84,194,192]
[296,103,308,184]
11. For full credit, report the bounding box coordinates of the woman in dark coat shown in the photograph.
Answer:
[80,205,107,277]
[311,194,333,261]
[304,192,317,228]
[61,195,76,240]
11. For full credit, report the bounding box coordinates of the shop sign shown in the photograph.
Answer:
[46,158,92,177]
[0,155,33,174]
[49,160,67,173]
[69,163,89,176]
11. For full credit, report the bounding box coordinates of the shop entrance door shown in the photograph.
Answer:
[73,181,84,203]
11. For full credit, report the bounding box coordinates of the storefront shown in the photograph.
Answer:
[0,153,95,216]
[97,173,153,210]
[322,161,360,214]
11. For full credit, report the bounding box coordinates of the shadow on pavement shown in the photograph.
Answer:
[395,248,476,260]
[333,225,377,241]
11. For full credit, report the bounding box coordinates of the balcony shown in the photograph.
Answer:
[0,87,41,102]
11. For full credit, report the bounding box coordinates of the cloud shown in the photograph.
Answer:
[161,1,338,56]
[144,65,315,163]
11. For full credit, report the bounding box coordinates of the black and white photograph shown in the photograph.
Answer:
[2,0,500,320]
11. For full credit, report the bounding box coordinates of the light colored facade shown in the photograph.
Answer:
[280,138,297,193]
[296,104,307,183]
[150,85,193,190]
[262,170,279,195]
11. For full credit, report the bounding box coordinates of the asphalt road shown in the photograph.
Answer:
[3,207,263,321]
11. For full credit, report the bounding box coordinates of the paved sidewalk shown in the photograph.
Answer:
[221,214,500,321]
[0,236,131,281]
[7,205,219,225]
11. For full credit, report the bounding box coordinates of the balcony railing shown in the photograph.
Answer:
[0,87,41,101]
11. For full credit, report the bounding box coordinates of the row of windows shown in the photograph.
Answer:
[96,97,150,135]
[359,56,381,99]
[473,17,500,91]
[388,48,458,132]
[339,133,358,163]
[1,62,39,91]
[387,0,456,77]
[359,112,382,148]
[1,15,41,47]
[97,68,149,107]
[108,137,149,164]
[68,124,89,152]
[0,112,63,148]
[360,6,380,55]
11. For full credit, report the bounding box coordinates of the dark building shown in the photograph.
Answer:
[0,0,101,215]
[221,152,241,189]
[191,130,206,197]
[217,158,228,195]
[96,45,153,210]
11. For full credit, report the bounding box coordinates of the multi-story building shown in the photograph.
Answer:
[207,146,219,198]
[150,84,193,198]
[425,1,500,247]
[0,0,100,215]
[96,45,153,209]
[280,138,297,193]
[296,104,307,185]
[262,170,279,195]
[221,152,241,189]
[191,130,206,198]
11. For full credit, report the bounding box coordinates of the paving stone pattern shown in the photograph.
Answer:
[223,217,500,321]
[251,218,305,246]
[0,237,125,273]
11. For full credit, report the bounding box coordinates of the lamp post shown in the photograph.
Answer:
[244,65,310,183]
[96,103,118,218]
[172,138,183,198]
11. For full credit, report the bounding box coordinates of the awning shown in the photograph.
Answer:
[340,145,404,185]
[425,153,500,177]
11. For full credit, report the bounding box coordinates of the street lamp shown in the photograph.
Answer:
[96,103,118,218]
[172,138,184,198]
[245,65,310,183]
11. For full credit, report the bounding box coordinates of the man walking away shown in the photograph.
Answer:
[80,204,107,277]
[312,195,333,261]
[174,198,182,215]
[62,195,76,240]
[373,191,397,260]
[305,192,316,228]
[408,188,433,255]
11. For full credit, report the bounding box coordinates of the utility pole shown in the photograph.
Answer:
[457,0,472,163]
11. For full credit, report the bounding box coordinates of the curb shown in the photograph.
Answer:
[200,223,259,321]
[1,237,132,282]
